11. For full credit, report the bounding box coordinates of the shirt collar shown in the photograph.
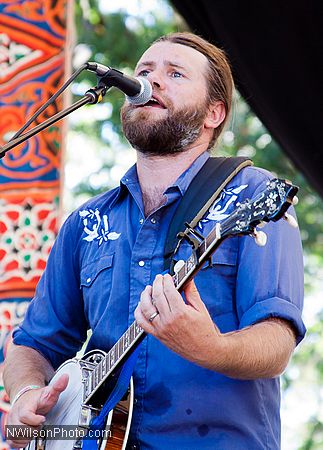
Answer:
[165,151,210,196]
[108,165,138,209]
[110,151,210,207]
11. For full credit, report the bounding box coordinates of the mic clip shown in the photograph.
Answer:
[84,85,108,104]
[86,62,124,89]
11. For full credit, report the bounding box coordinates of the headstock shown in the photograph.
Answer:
[171,179,299,285]
[220,178,299,245]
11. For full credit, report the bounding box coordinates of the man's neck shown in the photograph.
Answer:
[136,143,208,217]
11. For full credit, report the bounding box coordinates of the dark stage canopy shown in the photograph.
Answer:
[171,0,323,197]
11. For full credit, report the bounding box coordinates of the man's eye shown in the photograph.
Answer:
[138,70,149,77]
[171,71,182,78]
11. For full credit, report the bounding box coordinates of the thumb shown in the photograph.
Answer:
[183,279,205,310]
[37,373,69,415]
[51,373,69,393]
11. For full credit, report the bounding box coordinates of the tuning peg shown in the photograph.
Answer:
[253,229,267,246]
[173,260,185,273]
[292,196,299,206]
[284,213,298,228]
[257,221,267,228]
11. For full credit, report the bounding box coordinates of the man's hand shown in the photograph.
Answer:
[6,374,68,448]
[135,274,222,366]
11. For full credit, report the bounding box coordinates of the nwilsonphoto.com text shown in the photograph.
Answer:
[5,425,112,441]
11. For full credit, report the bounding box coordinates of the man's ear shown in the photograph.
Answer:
[204,101,226,130]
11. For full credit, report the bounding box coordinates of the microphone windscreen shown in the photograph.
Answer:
[126,77,152,105]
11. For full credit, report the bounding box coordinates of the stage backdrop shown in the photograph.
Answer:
[0,1,71,446]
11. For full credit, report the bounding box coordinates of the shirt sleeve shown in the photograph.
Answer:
[12,212,88,369]
[235,170,306,344]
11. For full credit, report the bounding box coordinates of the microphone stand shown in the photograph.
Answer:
[0,84,108,159]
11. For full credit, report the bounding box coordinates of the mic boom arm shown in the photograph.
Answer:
[0,84,108,159]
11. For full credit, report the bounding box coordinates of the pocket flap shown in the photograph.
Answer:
[202,238,238,267]
[80,254,114,287]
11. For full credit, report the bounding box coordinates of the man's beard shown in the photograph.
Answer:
[120,99,209,156]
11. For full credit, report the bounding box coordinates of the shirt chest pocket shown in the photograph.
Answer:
[80,254,115,322]
[195,238,238,318]
[80,253,114,286]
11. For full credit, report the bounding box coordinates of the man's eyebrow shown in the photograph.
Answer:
[135,60,188,71]
[135,61,155,71]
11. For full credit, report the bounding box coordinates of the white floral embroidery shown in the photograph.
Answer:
[199,184,248,228]
[79,208,121,245]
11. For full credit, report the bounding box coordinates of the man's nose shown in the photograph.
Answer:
[146,70,165,90]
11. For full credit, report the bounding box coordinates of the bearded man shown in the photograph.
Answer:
[3,32,305,450]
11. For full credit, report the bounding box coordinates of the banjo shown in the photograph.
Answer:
[22,178,298,450]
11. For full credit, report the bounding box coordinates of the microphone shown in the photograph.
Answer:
[86,62,152,105]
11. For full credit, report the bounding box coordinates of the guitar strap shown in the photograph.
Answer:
[163,155,253,272]
[83,155,253,446]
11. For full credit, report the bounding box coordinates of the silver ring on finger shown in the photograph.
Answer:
[148,311,159,322]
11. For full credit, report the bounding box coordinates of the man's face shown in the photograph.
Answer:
[121,42,211,156]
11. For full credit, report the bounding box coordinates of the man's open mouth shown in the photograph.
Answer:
[139,95,166,109]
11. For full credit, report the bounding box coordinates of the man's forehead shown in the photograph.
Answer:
[136,41,208,71]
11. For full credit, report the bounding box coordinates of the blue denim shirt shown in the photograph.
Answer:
[13,152,305,450]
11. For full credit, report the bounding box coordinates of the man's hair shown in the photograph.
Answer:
[153,32,234,149]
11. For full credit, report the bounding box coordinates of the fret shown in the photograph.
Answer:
[205,224,220,249]
[178,264,186,281]
[124,330,130,349]
[117,339,122,360]
[205,231,215,249]
[194,242,204,262]
[186,254,195,272]
[95,366,99,387]
[130,322,134,343]
[102,356,107,377]
[173,271,179,288]
[201,238,208,254]
[128,323,133,344]
[116,339,122,361]
[173,265,183,287]
[135,321,142,336]
[98,361,102,383]
[91,370,95,391]
[109,347,115,368]
[84,378,90,398]
[113,343,118,363]
[120,335,124,354]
